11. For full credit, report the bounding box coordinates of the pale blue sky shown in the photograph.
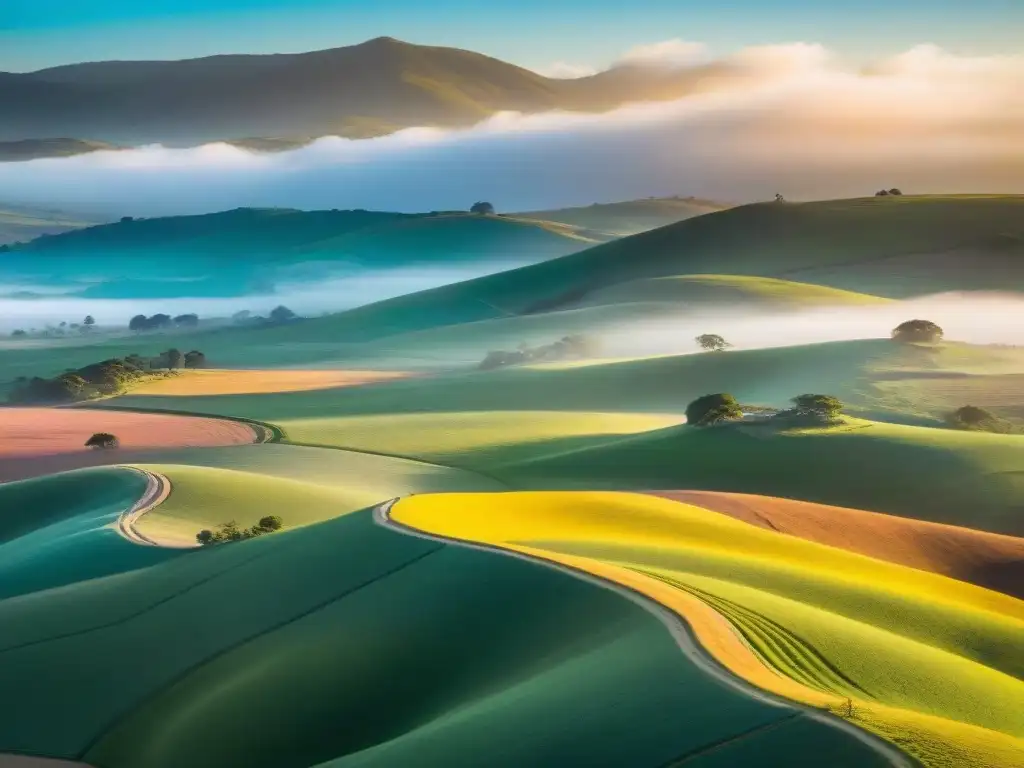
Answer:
[1,0,1020,72]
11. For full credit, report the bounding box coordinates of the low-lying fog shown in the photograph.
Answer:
[0,43,1022,216]
[0,263,521,330]
[595,293,1024,357]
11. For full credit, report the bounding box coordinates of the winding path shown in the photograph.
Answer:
[374,497,917,768]
[114,468,176,547]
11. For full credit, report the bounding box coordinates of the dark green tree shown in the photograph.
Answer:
[470,201,495,215]
[696,333,731,352]
[686,393,743,426]
[791,393,844,422]
[892,319,943,343]
[85,432,119,449]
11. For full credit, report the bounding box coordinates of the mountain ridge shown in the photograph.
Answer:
[2,36,712,152]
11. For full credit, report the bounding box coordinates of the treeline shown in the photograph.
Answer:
[479,335,599,371]
[129,313,199,331]
[8,348,207,404]
[197,516,283,546]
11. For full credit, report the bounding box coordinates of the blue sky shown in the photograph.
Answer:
[1,0,1020,72]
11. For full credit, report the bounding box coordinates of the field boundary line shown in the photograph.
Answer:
[376,497,919,768]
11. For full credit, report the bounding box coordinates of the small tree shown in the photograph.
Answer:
[889,188,903,196]
[173,313,199,328]
[232,309,252,324]
[946,405,1010,433]
[696,333,731,352]
[165,348,185,369]
[791,394,844,423]
[892,319,943,344]
[83,315,95,328]
[686,393,743,426]
[184,350,207,369]
[269,305,297,323]
[875,189,890,196]
[11,329,26,337]
[85,432,119,449]
[470,201,495,215]
[129,314,149,332]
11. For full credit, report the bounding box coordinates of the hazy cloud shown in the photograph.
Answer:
[613,39,709,68]
[1,44,1022,218]
[538,61,599,79]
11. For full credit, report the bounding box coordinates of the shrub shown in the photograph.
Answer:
[197,516,285,546]
[791,393,844,422]
[875,190,890,196]
[11,329,26,337]
[686,393,743,426]
[696,333,730,352]
[470,201,495,215]
[947,405,1013,433]
[85,432,119,449]
[892,319,943,343]
[184,350,207,369]
[269,305,297,323]
[477,334,599,370]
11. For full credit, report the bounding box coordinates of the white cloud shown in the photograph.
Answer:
[1,44,1022,218]
[614,39,709,68]
[538,61,598,79]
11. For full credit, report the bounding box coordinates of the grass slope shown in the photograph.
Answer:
[393,491,1024,768]
[0,467,180,599]
[238,195,1024,347]
[3,208,603,299]
[503,417,1024,536]
[517,196,728,237]
[0,507,885,767]
[575,274,889,309]
[132,455,502,545]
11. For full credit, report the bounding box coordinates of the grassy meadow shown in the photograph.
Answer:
[393,491,1024,768]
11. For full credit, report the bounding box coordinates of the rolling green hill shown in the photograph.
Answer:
[2,208,606,299]
[0,493,892,767]
[519,197,729,237]
[180,195,1021,346]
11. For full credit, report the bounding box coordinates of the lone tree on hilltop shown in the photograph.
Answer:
[470,201,495,215]
[85,432,119,450]
[269,305,297,323]
[892,319,943,344]
[686,393,743,426]
[791,394,844,423]
[83,315,95,328]
[696,333,731,352]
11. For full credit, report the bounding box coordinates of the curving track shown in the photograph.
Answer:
[374,497,917,768]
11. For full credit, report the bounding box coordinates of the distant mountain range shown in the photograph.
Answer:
[1,36,717,158]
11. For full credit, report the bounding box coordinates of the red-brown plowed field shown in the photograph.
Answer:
[648,490,1024,600]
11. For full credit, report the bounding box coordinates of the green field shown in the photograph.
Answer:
[394,491,1024,768]
[518,196,728,237]
[0,467,181,599]
[0,505,892,768]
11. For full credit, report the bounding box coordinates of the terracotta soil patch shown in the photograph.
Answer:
[0,408,256,461]
[124,369,410,396]
[648,490,1024,600]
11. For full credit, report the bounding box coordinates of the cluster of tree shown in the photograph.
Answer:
[875,188,903,196]
[479,335,599,370]
[470,201,495,215]
[946,405,1016,434]
[696,333,731,352]
[686,393,844,427]
[9,358,151,404]
[892,319,943,343]
[197,516,284,546]
[11,315,95,338]
[230,306,298,327]
[8,348,207,404]
[85,432,119,449]
[129,313,199,332]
